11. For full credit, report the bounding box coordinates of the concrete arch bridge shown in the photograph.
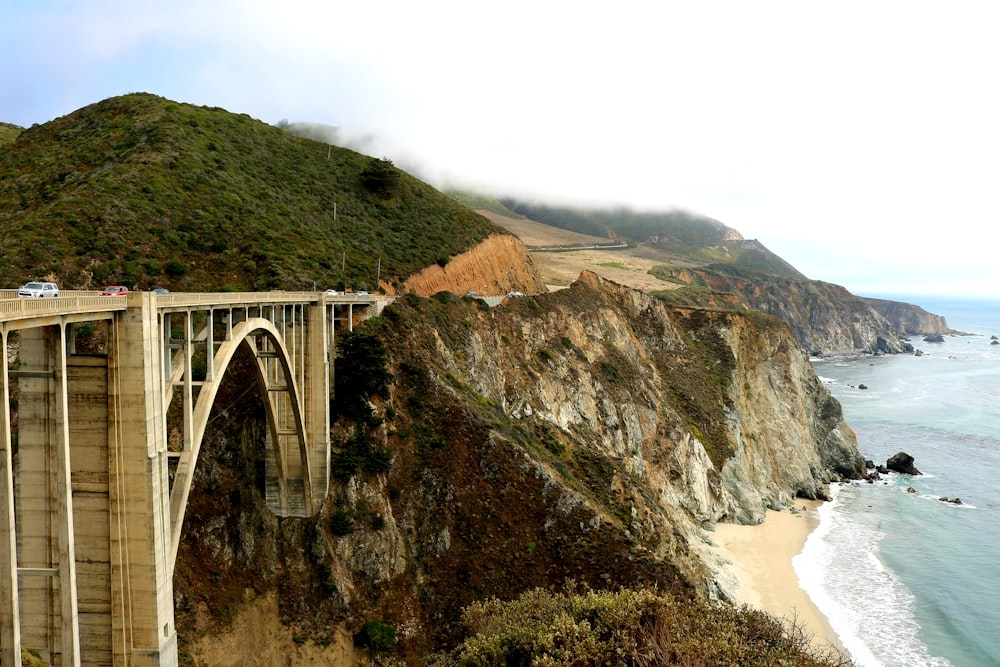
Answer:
[0,290,386,666]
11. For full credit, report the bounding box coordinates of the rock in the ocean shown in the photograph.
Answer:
[886,451,922,475]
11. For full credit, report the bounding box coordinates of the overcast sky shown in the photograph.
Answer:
[4,1,999,300]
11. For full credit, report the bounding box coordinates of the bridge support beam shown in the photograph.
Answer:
[305,304,330,511]
[107,294,177,666]
[1,329,21,667]
[12,325,82,667]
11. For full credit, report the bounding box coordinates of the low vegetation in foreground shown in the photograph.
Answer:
[425,584,853,667]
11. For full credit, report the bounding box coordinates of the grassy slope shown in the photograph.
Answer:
[0,123,21,147]
[0,93,504,292]
[497,196,806,280]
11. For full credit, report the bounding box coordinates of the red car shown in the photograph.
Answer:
[100,286,129,296]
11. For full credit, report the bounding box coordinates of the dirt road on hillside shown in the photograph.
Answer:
[478,210,685,292]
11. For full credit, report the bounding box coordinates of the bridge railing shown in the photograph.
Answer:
[0,295,127,323]
[153,291,324,308]
[0,291,388,324]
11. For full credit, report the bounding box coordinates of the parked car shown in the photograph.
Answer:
[323,289,339,296]
[17,281,60,298]
[100,286,129,296]
[152,288,170,295]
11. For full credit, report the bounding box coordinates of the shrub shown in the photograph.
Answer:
[355,619,396,652]
[332,429,391,482]
[427,585,854,667]
[329,508,354,536]
[165,258,189,277]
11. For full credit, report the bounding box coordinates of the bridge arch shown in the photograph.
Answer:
[167,317,315,569]
[0,292,393,665]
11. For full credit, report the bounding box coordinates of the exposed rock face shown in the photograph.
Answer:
[721,279,913,356]
[400,233,548,296]
[653,269,951,356]
[863,297,955,336]
[176,272,867,662]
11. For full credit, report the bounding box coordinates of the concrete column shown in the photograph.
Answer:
[107,294,177,666]
[0,328,22,666]
[304,304,330,511]
[54,324,82,667]
[15,325,82,667]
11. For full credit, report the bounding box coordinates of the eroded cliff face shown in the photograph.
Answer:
[399,233,548,296]
[863,297,954,336]
[660,268,930,356]
[176,272,865,663]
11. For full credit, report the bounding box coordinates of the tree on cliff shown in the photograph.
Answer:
[333,329,391,419]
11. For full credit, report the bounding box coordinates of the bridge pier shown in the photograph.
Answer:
[106,296,177,666]
[0,331,19,667]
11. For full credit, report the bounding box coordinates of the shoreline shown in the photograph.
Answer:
[711,500,847,657]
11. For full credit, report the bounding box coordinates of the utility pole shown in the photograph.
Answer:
[376,258,381,290]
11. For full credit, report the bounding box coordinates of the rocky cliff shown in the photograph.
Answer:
[653,267,954,356]
[399,233,549,296]
[176,272,865,663]
[862,296,955,336]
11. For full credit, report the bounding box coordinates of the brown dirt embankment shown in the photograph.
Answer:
[400,233,548,296]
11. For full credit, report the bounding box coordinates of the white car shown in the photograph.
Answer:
[356,290,369,296]
[17,281,60,298]
[323,289,339,296]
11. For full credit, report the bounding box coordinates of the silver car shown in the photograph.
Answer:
[17,281,60,297]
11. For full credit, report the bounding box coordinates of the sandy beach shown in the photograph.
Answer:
[711,500,846,656]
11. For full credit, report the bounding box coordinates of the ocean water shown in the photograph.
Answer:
[797,296,1000,666]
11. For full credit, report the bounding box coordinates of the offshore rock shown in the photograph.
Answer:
[887,451,922,475]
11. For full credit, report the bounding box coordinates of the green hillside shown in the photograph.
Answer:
[0,94,504,292]
[0,122,22,147]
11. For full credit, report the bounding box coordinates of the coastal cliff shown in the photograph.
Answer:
[654,268,950,356]
[862,296,955,336]
[176,272,864,662]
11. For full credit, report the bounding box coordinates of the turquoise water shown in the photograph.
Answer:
[798,297,1000,666]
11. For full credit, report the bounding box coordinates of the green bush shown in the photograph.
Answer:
[355,619,396,652]
[165,258,189,277]
[332,429,391,482]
